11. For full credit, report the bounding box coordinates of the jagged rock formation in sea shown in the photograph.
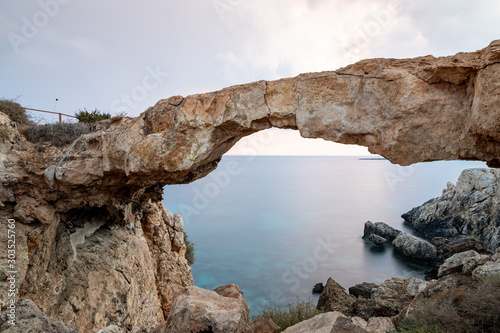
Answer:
[1,40,500,332]
[403,168,500,250]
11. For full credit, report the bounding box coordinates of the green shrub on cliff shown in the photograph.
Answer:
[75,108,111,123]
[184,232,195,265]
[255,298,323,332]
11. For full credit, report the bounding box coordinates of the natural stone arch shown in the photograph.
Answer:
[2,40,500,333]
[48,40,500,193]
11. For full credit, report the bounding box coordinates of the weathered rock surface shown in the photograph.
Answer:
[437,250,489,277]
[0,196,193,333]
[349,282,379,299]
[472,260,500,280]
[153,285,252,333]
[330,316,368,333]
[0,298,79,333]
[317,278,356,314]
[403,168,500,250]
[392,233,438,262]
[97,325,124,333]
[370,278,428,317]
[250,318,280,333]
[364,317,395,333]
[319,277,427,320]
[281,311,394,333]
[214,283,245,299]
[282,312,346,333]
[440,237,489,254]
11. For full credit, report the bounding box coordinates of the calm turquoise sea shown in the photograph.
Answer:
[162,156,486,315]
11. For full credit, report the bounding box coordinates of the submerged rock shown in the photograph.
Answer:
[312,283,325,294]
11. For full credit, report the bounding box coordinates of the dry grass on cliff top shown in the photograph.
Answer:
[24,122,93,147]
[397,275,500,333]
[255,298,323,332]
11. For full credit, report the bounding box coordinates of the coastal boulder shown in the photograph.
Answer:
[250,318,280,333]
[363,222,401,245]
[349,283,379,299]
[371,278,427,317]
[472,260,500,280]
[392,233,438,262]
[282,312,394,333]
[155,286,252,333]
[214,283,245,300]
[437,250,489,277]
[330,316,368,333]
[317,278,356,314]
[282,312,346,333]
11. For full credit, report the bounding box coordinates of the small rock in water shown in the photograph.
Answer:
[312,282,324,294]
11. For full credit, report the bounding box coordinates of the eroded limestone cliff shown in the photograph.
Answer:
[1,40,500,332]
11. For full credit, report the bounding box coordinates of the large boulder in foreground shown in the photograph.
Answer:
[153,285,252,333]
[402,168,500,250]
[371,277,428,317]
[250,318,280,333]
[317,278,356,314]
[282,311,394,333]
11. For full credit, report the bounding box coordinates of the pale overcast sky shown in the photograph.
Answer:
[1,0,499,155]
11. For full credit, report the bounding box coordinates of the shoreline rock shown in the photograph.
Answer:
[402,168,500,251]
